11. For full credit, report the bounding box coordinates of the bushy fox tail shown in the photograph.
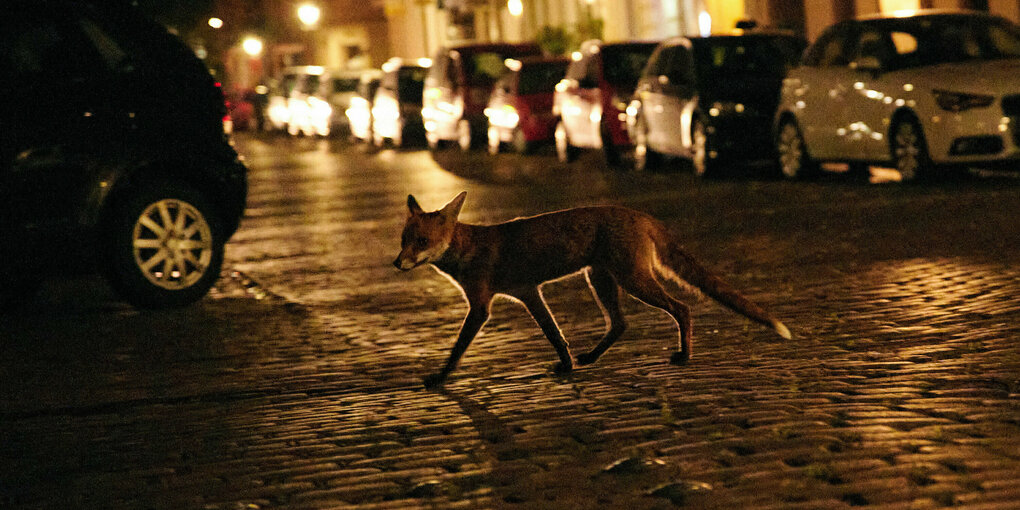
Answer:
[655,236,792,340]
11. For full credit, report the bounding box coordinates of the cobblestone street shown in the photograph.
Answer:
[3,134,1020,509]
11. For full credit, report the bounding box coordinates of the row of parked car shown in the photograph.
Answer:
[264,10,1020,182]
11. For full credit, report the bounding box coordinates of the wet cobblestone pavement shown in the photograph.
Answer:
[3,134,1020,509]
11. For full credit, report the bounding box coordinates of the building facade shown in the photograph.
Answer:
[215,0,1020,88]
[382,0,1020,60]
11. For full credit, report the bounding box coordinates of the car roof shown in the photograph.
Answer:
[581,39,660,50]
[855,8,1000,22]
[446,42,541,54]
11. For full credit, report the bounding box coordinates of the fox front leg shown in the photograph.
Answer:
[512,287,574,374]
[424,304,490,388]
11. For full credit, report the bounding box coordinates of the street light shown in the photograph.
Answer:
[242,36,264,57]
[508,0,523,17]
[297,3,321,28]
[208,17,223,29]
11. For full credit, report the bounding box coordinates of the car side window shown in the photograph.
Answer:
[853,29,894,67]
[1,10,106,80]
[663,46,695,85]
[645,47,667,77]
[382,70,399,90]
[566,53,598,86]
[805,25,853,67]
[446,53,460,88]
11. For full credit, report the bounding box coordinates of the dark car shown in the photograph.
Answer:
[0,0,247,309]
[372,59,429,148]
[485,57,568,154]
[553,40,659,166]
[627,32,805,174]
[423,42,543,151]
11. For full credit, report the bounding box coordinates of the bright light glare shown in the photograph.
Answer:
[242,37,264,57]
[698,11,712,37]
[508,0,523,17]
[208,17,223,29]
[297,3,321,26]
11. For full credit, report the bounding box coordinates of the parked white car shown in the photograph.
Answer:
[775,10,1020,181]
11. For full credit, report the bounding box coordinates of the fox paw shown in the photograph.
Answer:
[553,360,574,374]
[670,352,690,366]
[423,373,447,389]
[576,352,599,366]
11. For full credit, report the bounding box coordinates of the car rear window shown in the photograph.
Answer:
[331,78,359,93]
[460,46,542,87]
[601,44,657,90]
[691,36,803,81]
[517,61,567,95]
[398,66,427,103]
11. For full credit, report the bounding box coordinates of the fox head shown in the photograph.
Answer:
[393,192,467,271]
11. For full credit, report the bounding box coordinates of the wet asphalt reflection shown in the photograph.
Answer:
[3,132,1020,509]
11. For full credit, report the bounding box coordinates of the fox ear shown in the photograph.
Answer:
[407,195,424,216]
[441,191,467,221]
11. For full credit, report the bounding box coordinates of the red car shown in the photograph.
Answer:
[423,42,543,151]
[553,40,659,166]
[485,57,568,154]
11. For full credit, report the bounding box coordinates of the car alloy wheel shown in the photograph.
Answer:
[457,119,472,151]
[105,182,224,309]
[892,120,929,182]
[132,198,214,290]
[777,120,812,179]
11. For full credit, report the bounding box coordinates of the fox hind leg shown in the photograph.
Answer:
[617,268,693,365]
[577,268,627,366]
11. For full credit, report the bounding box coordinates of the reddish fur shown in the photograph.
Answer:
[395,193,790,388]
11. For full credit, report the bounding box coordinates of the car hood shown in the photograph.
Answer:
[901,59,1020,95]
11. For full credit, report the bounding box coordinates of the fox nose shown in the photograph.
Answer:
[392,257,402,269]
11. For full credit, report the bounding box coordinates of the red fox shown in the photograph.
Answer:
[394,192,791,388]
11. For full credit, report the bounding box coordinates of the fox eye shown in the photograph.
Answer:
[415,236,429,248]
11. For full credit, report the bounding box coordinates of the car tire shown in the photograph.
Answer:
[457,119,473,152]
[691,118,717,178]
[487,125,501,155]
[891,118,931,182]
[555,120,577,163]
[102,182,224,309]
[427,131,445,151]
[776,119,817,180]
[510,128,532,154]
[601,123,623,168]
[631,115,660,172]
[393,119,405,148]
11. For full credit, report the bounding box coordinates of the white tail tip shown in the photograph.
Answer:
[773,321,792,340]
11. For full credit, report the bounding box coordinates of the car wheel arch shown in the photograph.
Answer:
[888,107,925,148]
[98,163,227,238]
